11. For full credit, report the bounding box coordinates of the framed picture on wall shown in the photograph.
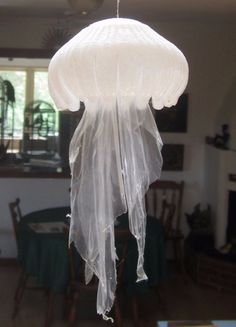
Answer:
[162,144,184,171]
[152,93,188,133]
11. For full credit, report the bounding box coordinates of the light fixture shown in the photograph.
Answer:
[48,16,188,321]
[41,27,71,50]
[67,0,104,15]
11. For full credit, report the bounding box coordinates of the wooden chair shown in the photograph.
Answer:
[66,228,134,326]
[9,198,55,327]
[9,198,22,251]
[146,180,185,271]
[9,198,28,318]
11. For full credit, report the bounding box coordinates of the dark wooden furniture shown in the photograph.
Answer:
[9,198,22,249]
[196,254,236,293]
[66,228,135,326]
[65,212,167,326]
[9,198,27,318]
[146,180,185,271]
[185,240,236,293]
[9,199,61,327]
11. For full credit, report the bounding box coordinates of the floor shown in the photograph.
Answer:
[0,264,236,327]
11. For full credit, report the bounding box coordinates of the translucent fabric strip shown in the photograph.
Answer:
[69,98,163,318]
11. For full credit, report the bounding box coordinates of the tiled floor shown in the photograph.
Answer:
[0,265,236,327]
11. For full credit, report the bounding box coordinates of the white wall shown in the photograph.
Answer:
[205,146,236,248]
[151,20,236,234]
[0,16,236,256]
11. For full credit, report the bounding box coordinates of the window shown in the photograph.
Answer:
[0,61,58,154]
[34,71,52,103]
[0,58,83,174]
[0,70,26,139]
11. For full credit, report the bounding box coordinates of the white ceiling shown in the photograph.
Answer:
[0,0,236,21]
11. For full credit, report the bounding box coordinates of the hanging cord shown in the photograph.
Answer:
[116,0,120,18]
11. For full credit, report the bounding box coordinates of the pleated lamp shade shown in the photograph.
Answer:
[48,18,188,112]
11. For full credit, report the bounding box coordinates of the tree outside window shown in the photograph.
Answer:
[0,70,26,139]
[0,68,58,154]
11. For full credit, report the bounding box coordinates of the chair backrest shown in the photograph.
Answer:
[146,180,184,234]
[67,228,133,288]
[9,198,22,248]
[66,228,133,324]
[114,229,133,287]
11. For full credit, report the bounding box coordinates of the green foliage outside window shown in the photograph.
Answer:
[0,70,26,138]
[0,69,58,146]
[34,71,58,132]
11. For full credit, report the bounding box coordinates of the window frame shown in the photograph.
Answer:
[0,52,70,176]
[0,60,57,153]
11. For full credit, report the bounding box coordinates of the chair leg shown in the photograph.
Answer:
[130,296,142,327]
[14,268,25,301]
[176,240,186,272]
[113,295,123,327]
[68,290,79,326]
[44,290,55,327]
[172,239,183,271]
[150,284,169,318]
[12,270,29,319]
[63,290,70,320]
[172,239,189,288]
[172,240,178,270]
[151,285,165,313]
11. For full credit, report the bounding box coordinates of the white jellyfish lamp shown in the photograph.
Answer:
[48,17,188,321]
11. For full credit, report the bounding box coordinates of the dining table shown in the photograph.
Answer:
[116,213,167,293]
[18,206,71,293]
[18,207,167,314]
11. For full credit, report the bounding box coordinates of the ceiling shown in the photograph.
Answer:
[0,0,236,21]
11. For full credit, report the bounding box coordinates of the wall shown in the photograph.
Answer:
[0,15,236,257]
[153,20,236,237]
[205,146,236,248]
[151,20,236,235]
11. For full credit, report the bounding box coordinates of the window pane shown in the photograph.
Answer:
[0,70,26,139]
[34,71,54,105]
[34,71,58,132]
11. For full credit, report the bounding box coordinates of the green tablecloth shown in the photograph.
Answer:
[19,207,70,293]
[116,214,167,293]
[19,209,166,294]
